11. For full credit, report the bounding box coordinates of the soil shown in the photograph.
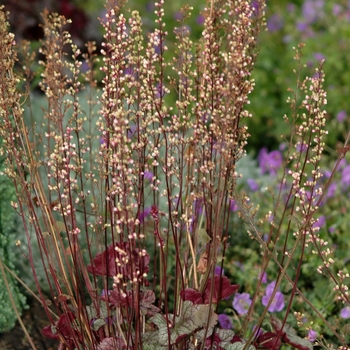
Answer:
[0,296,58,350]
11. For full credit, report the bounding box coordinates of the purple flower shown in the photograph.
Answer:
[333,4,342,16]
[194,198,204,215]
[296,21,310,32]
[197,14,205,25]
[262,281,285,312]
[229,199,238,212]
[251,0,259,11]
[259,271,267,283]
[312,215,326,230]
[155,83,166,98]
[258,148,283,175]
[340,306,350,319]
[127,125,136,139]
[329,225,336,234]
[143,171,153,181]
[247,178,259,192]
[215,266,225,276]
[302,0,325,24]
[314,52,325,61]
[218,314,233,329]
[341,165,350,187]
[101,289,111,296]
[326,182,337,198]
[307,329,317,342]
[267,14,284,32]
[139,207,151,223]
[253,324,263,338]
[233,293,252,315]
[174,11,183,21]
[337,110,347,122]
[296,142,308,153]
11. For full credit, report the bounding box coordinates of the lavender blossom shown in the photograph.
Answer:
[262,281,285,312]
[341,165,350,187]
[258,148,283,175]
[340,306,350,319]
[233,293,252,315]
[247,178,259,192]
[302,0,325,24]
[307,329,317,342]
[337,110,347,122]
[267,14,284,32]
[218,314,233,329]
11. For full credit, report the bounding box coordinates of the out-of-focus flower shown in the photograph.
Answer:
[307,329,317,342]
[218,314,233,329]
[233,293,252,315]
[329,225,336,234]
[296,142,308,153]
[333,4,342,16]
[267,14,284,32]
[229,199,238,212]
[326,182,337,198]
[262,281,285,312]
[302,0,325,24]
[197,14,205,25]
[340,306,350,319]
[337,110,347,122]
[258,148,283,175]
[259,271,267,283]
[341,165,350,187]
[253,324,263,338]
[312,215,326,230]
[314,52,325,61]
[247,178,259,192]
[215,266,225,276]
[143,171,153,181]
[139,207,151,223]
[173,11,183,21]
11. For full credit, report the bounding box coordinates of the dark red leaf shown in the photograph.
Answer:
[231,334,243,343]
[180,288,203,304]
[42,311,80,349]
[87,245,117,276]
[87,242,150,280]
[42,325,60,339]
[257,331,282,350]
[203,276,239,304]
[180,277,239,305]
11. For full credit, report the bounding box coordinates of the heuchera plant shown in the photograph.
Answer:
[2,0,348,349]
[0,0,266,348]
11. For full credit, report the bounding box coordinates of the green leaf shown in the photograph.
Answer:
[142,343,167,350]
[55,220,66,233]
[341,323,350,336]
[91,318,106,331]
[215,329,236,345]
[193,304,217,329]
[149,313,170,345]
[226,342,256,350]
[197,228,211,245]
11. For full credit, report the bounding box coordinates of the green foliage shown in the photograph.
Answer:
[0,168,27,332]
